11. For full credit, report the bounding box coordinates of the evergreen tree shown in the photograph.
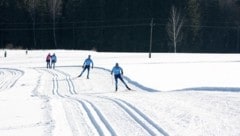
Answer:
[187,0,201,40]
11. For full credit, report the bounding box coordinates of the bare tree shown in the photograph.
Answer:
[48,0,62,48]
[167,6,184,53]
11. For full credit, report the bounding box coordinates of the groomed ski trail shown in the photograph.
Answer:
[34,67,169,136]
[0,68,23,91]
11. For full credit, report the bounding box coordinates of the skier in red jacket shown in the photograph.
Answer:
[46,53,51,68]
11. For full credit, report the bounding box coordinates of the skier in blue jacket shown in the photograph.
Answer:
[78,55,94,79]
[111,63,131,91]
[51,53,57,69]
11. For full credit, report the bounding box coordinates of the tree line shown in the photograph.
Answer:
[0,0,240,53]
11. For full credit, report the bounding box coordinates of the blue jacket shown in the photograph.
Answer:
[111,66,123,75]
[51,55,57,62]
[83,58,93,67]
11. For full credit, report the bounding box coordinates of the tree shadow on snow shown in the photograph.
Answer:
[124,76,160,92]
[34,65,160,92]
[174,87,240,93]
[97,67,160,92]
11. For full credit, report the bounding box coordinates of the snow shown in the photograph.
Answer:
[0,49,240,136]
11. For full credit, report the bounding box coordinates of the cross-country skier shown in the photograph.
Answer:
[51,53,57,69]
[78,55,94,79]
[46,53,51,68]
[4,50,7,58]
[111,63,131,91]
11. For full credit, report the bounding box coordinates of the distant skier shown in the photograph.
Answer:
[46,53,51,68]
[111,63,131,91]
[78,55,94,79]
[51,53,57,69]
[4,50,7,58]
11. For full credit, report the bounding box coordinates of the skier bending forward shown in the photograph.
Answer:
[111,63,131,91]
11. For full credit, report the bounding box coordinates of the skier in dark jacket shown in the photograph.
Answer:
[46,53,51,68]
[78,55,94,79]
[111,63,131,91]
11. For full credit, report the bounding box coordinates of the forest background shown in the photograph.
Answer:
[1,0,240,53]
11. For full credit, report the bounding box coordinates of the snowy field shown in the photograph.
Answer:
[0,50,240,136]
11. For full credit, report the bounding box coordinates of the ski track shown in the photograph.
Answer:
[71,98,116,136]
[53,69,116,136]
[38,68,116,136]
[0,68,23,91]
[32,68,55,135]
[54,69,77,95]
[38,68,77,135]
[0,68,54,136]
[116,98,169,136]
[101,96,168,136]
[33,67,170,136]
